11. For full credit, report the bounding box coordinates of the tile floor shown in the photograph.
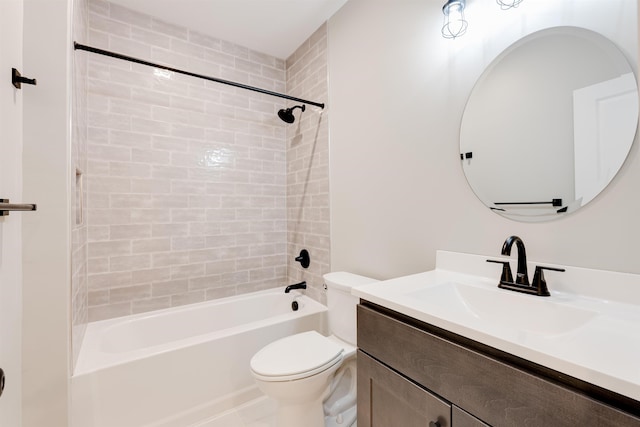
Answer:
[192,396,276,427]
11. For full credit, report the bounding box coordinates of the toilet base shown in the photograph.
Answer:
[325,405,357,427]
[323,358,357,427]
[253,360,340,427]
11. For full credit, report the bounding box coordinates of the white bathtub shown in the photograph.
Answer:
[72,288,328,427]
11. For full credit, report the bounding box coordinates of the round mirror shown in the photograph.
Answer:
[460,27,638,222]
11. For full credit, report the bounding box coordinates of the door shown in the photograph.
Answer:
[0,0,25,425]
[573,72,638,206]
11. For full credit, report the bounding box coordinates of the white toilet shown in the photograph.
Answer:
[250,272,377,427]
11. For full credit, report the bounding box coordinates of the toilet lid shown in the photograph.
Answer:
[250,331,344,379]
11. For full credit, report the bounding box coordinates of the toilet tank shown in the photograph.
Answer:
[323,272,378,345]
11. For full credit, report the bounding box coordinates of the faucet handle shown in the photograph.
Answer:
[532,266,565,296]
[294,249,310,268]
[486,259,514,283]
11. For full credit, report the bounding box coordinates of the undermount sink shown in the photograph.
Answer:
[406,281,598,336]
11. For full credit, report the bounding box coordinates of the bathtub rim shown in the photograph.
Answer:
[74,287,327,376]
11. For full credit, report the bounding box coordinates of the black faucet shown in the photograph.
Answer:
[501,235,529,286]
[284,281,306,293]
[488,235,565,296]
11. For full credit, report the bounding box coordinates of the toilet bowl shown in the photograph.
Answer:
[250,272,377,427]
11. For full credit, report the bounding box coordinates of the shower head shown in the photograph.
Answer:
[278,105,306,123]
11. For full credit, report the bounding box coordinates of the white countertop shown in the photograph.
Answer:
[352,251,640,401]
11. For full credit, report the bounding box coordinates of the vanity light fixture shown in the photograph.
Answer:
[496,0,524,10]
[441,0,468,39]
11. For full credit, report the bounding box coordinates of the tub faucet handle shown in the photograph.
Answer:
[294,249,310,269]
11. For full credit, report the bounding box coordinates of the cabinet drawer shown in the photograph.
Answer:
[453,406,490,427]
[357,303,640,427]
[358,350,451,427]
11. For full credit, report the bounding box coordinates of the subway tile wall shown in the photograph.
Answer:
[85,1,289,320]
[285,24,331,303]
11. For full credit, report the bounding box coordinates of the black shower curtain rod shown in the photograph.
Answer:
[73,42,326,109]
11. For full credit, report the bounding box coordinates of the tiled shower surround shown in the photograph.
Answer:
[83,1,330,321]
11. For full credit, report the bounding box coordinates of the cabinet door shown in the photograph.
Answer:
[452,406,490,427]
[358,350,451,427]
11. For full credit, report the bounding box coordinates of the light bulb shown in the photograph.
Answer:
[497,0,524,10]
[442,0,468,39]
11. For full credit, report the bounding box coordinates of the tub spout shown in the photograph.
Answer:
[285,281,306,293]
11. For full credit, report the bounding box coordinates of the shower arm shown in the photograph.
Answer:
[73,42,326,109]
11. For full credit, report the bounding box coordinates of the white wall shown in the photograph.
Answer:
[0,1,25,425]
[71,0,88,373]
[328,0,640,279]
[22,0,72,425]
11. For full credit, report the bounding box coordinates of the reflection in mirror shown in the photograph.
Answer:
[460,26,638,222]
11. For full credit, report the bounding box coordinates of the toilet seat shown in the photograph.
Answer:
[250,331,344,382]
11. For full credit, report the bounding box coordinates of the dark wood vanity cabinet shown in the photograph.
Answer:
[452,406,490,427]
[357,303,640,427]
[358,350,451,427]
[358,350,488,427]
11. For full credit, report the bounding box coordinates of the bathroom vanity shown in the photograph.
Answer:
[357,303,639,426]
[353,251,640,426]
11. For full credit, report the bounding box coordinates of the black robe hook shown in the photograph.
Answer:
[12,68,37,89]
